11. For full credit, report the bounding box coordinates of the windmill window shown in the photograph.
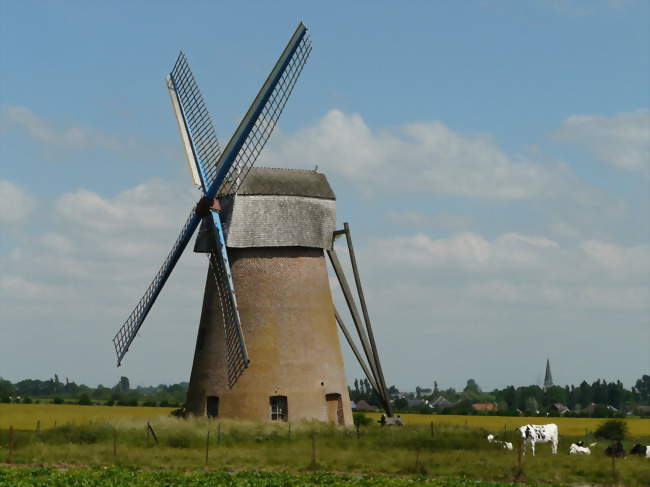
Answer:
[206,396,219,418]
[269,395,288,421]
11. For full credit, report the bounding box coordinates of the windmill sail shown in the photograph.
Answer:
[113,23,311,388]
[113,208,201,365]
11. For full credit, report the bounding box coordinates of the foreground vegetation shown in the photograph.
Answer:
[1,415,649,485]
[0,468,576,487]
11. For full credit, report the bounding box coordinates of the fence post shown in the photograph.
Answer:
[113,428,117,457]
[147,422,158,445]
[146,423,150,447]
[355,423,360,440]
[288,423,291,442]
[430,421,433,437]
[217,423,221,445]
[205,430,210,466]
[7,426,14,463]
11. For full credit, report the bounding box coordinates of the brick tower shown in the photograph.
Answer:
[185,168,352,426]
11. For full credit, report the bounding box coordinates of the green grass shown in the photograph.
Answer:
[1,417,649,485]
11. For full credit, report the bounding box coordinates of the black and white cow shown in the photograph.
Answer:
[604,440,626,458]
[569,441,597,455]
[487,434,513,450]
[630,444,650,458]
[517,424,558,456]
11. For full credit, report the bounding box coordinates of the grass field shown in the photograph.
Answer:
[1,406,649,485]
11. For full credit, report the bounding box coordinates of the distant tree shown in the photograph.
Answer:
[464,379,481,394]
[634,375,650,404]
[114,376,130,393]
[52,397,64,404]
[433,380,439,395]
[354,379,359,393]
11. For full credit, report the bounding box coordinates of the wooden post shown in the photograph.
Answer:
[54,420,57,428]
[288,423,291,442]
[217,423,221,445]
[430,421,434,437]
[146,423,150,447]
[113,428,117,457]
[147,422,158,445]
[7,426,14,463]
[355,422,360,440]
[205,430,210,466]
[515,438,523,479]
[36,420,40,432]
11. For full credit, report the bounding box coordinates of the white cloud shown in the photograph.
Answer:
[553,109,650,174]
[263,110,558,200]
[0,179,35,224]
[366,231,649,310]
[2,105,122,150]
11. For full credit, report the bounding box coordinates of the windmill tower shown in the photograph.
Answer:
[112,23,393,425]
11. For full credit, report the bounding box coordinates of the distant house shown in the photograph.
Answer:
[354,400,379,412]
[472,402,497,412]
[430,396,454,409]
[582,403,618,415]
[407,399,429,409]
[552,403,570,415]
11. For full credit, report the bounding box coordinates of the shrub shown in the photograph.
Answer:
[21,396,33,404]
[353,412,373,427]
[78,394,92,405]
[52,397,64,404]
[1,395,11,403]
[142,400,157,407]
[105,399,115,406]
[595,420,628,440]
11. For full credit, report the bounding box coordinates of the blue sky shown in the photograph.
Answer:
[1,1,648,391]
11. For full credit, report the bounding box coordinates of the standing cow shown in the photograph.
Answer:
[517,423,558,456]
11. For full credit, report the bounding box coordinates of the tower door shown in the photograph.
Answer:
[206,396,219,418]
[325,393,344,425]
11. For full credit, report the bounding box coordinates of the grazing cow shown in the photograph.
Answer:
[630,444,650,458]
[517,424,558,456]
[604,440,626,458]
[487,434,513,450]
[569,441,596,455]
[378,414,403,426]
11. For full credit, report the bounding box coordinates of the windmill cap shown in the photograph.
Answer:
[235,167,335,200]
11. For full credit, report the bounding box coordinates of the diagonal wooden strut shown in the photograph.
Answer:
[327,227,393,416]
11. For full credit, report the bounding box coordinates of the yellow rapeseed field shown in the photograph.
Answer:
[2,404,648,437]
[366,412,650,437]
[0,404,174,430]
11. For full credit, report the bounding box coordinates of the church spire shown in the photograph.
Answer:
[544,358,553,390]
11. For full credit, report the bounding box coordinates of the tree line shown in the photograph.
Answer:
[0,375,187,407]
[350,375,650,417]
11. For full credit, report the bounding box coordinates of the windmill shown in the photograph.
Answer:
[113,23,393,424]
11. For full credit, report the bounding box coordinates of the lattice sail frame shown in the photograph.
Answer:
[169,53,223,190]
[112,23,311,388]
[217,31,311,196]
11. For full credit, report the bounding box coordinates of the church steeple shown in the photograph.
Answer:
[544,358,553,390]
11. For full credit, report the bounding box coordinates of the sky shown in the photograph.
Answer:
[1,0,648,392]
